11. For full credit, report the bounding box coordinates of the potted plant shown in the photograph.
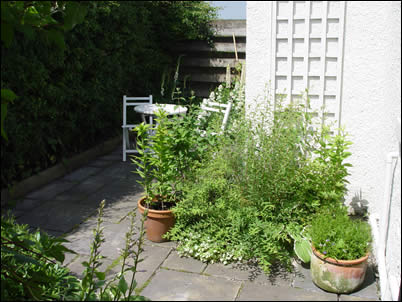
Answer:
[132,109,202,242]
[294,206,372,294]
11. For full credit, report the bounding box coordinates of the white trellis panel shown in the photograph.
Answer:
[271,1,346,127]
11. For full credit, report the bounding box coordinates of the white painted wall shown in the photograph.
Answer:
[246,1,401,300]
[245,1,272,113]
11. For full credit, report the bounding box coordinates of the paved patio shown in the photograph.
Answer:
[4,147,380,301]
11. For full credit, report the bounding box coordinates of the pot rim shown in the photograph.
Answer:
[137,197,174,216]
[311,246,369,266]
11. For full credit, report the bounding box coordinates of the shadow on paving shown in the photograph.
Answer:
[2,149,143,238]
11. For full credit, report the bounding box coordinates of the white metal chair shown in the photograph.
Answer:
[122,95,153,162]
[196,99,233,136]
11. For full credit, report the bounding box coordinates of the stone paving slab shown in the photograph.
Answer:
[25,180,77,200]
[100,162,136,180]
[141,268,242,301]
[107,244,173,290]
[15,200,97,234]
[98,152,123,161]
[102,198,142,223]
[62,166,103,182]
[79,182,143,212]
[67,255,115,279]
[236,281,338,301]
[162,251,207,273]
[10,198,48,212]
[66,242,172,290]
[204,262,257,282]
[204,262,293,287]
[81,173,121,186]
[64,217,136,258]
[55,181,106,202]
[338,294,379,301]
[87,158,116,168]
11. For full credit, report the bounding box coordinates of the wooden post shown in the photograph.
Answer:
[233,33,238,62]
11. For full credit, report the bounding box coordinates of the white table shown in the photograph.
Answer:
[134,104,188,124]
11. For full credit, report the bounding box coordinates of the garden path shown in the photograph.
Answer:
[5,147,379,301]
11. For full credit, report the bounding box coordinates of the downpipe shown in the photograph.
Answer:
[376,151,399,301]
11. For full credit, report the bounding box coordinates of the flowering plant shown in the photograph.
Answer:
[203,77,245,135]
[308,206,372,261]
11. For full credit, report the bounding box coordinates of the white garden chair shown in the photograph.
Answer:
[196,99,233,136]
[122,95,153,162]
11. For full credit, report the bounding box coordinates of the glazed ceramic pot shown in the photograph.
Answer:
[310,246,369,294]
[137,197,175,243]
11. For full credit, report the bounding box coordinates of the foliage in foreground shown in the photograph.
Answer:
[166,82,354,273]
[1,201,149,301]
[1,214,79,300]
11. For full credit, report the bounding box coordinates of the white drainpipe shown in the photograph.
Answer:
[375,151,399,301]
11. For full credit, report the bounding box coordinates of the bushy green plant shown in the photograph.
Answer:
[1,213,79,300]
[166,86,354,273]
[308,206,372,261]
[132,106,215,209]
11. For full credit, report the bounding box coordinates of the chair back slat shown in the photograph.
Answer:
[197,98,233,135]
[122,95,153,161]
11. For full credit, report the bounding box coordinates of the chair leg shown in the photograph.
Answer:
[123,128,127,162]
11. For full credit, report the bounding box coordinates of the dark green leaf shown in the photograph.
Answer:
[45,29,65,51]
[1,89,17,102]
[95,271,106,281]
[1,21,14,47]
[118,275,128,294]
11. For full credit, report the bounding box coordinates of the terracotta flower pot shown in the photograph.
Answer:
[310,246,369,294]
[137,197,175,243]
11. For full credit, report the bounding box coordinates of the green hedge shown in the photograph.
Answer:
[1,1,217,188]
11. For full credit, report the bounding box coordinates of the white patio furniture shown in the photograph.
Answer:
[196,99,233,136]
[134,103,188,124]
[122,95,153,162]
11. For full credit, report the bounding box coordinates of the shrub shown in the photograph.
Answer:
[166,83,354,273]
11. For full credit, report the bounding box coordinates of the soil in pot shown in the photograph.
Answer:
[137,197,175,243]
[310,246,369,294]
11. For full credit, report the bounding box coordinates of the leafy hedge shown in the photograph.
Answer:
[1,1,217,188]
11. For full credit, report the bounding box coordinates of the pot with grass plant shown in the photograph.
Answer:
[295,206,372,294]
[132,109,200,242]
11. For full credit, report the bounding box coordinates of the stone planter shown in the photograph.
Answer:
[310,246,369,294]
